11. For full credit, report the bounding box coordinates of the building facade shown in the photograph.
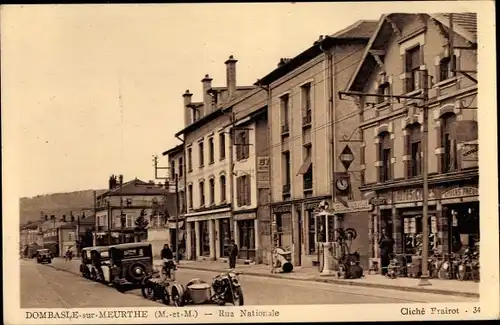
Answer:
[94,176,170,246]
[345,13,478,271]
[173,56,256,261]
[256,20,378,268]
[223,87,271,264]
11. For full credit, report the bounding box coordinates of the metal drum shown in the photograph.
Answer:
[188,283,211,304]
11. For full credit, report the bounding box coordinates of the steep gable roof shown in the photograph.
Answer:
[256,19,378,86]
[346,13,477,92]
[99,178,167,198]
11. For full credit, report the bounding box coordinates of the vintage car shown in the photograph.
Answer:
[170,271,244,306]
[107,242,154,291]
[79,246,109,280]
[36,249,52,264]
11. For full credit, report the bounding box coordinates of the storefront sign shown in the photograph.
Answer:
[461,142,478,169]
[257,156,270,189]
[441,187,478,199]
[394,188,436,203]
[331,200,373,214]
[233,212,256,221]
[272,204,292,214]
[369,197,387,206]
[304,201,322,211]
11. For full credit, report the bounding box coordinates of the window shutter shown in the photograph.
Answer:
[404,132,411,178]
[247,176,251,205]
[236,177,241,207]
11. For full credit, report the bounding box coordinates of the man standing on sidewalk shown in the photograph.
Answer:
[228,240,238,269]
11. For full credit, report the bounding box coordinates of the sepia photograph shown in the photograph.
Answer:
[2,1,498,324]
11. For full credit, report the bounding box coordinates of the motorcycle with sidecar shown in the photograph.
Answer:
[170,271,244,306]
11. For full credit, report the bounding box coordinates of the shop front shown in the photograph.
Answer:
[234,211,258,261]
[367,182,479,278]
[185,209,232,261]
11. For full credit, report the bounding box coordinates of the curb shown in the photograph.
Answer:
[178,265,479,299]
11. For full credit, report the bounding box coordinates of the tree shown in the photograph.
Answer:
[134,210,149,242]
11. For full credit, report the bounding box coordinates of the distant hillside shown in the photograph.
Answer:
[20,189,107,224]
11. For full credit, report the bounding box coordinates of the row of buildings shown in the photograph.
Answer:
[162,13,479,270]
[20,176,178,258]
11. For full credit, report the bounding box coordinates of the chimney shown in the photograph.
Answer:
[118,175,124,187]
[225,55,237,99]
[183,89,193,125]
[201,74,213,115]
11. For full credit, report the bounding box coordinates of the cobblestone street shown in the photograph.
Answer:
[20,258,476,308]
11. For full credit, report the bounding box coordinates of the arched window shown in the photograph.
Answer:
[406,123,422,177]
[199,181,205,207]
[209,178,215,205]
[441,113,458,172]
[220,175,226,202]
[378,131,392,182]
[188,184,193,209]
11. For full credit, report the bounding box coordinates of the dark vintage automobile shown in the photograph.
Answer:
[170,271,244,306]
[36,249,52,264]
[79,246,110,280]
[108,242,154,291]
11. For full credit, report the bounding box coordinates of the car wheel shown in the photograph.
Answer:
[129,262,147,282]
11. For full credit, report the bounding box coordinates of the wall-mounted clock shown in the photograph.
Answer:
[336,179,349,191]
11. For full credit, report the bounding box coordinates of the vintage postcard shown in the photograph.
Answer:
[2,1,498,324]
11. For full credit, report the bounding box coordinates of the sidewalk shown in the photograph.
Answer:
[46,258,478,298]
[172,260,479,298]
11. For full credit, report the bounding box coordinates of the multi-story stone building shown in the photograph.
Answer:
[173,56,255,261]
[255,20,378,268]
[221,87,271,264]
[94,175,171,246]
[344,13,478,271]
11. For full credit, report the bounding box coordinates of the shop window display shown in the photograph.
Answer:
[403,215,438,255]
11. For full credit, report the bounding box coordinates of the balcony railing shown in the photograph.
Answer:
[282,183,291,194]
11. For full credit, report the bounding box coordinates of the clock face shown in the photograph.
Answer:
[336,179,349,191]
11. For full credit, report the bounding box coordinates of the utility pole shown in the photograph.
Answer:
[93,190,97,246]
[228,111,236,242]
[119,175,124,244]
[175,174,180,262]
[419,68,431,286]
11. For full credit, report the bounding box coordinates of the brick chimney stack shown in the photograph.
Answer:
[183,89,193,125]
[225,55,237,99]
[201,74,213,115]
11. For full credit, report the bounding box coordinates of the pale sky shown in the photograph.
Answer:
[1,2,471,198]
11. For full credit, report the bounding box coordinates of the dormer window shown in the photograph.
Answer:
[405,45,422,93]
[439,55,457,82]
[377,82,390,104]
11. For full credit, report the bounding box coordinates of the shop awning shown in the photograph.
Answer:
[297,156,312,175]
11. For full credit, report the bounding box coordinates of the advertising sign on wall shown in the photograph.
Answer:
[257,156,270,188]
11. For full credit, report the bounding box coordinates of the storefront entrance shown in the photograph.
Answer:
[219,218,231,258]
[190,224,196,260]
[199,220,210,256]
[238,220,255,260]
[443,202,479,253]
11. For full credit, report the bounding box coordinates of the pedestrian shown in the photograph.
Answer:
[378,228,394,276]
[228,240,238,269]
